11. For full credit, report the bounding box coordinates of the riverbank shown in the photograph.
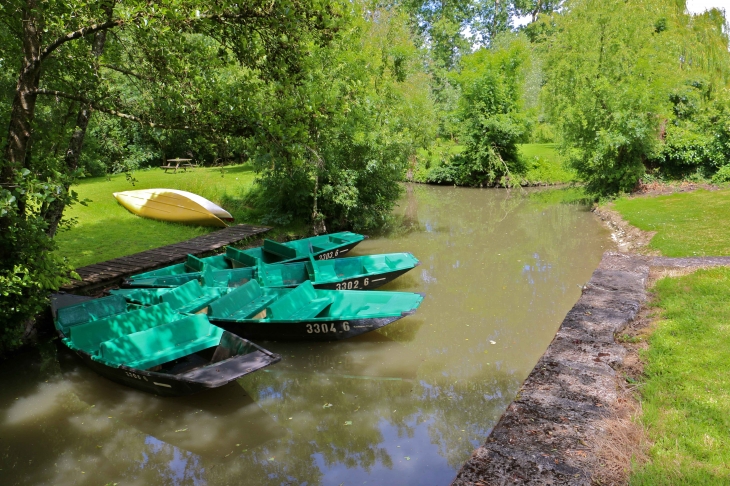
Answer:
[452,189,730,485]
[452,249,730,485]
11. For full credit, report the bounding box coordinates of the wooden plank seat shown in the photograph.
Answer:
[266,281,331,320]
[260,262,308,287]
[289,298,332,319]
[362,255,399,274]
[226,246,259,268]
[98,314,223,370]
[230,295,277,319]
[160,279,225,314]
[56,294,128,335]
[112,288,172,306]
[67,303,177,354]
[309,258,338,282]
[184,254,207,273]
[263,239,298,259]
[208,280,274,319]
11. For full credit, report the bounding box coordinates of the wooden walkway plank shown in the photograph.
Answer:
[62,224,270,294]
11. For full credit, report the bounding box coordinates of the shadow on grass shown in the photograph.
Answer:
[57,217,212,268]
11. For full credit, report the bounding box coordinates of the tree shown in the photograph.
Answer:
[0,0,339,352]
[426,34,531,186]
[542,0,730,195]
[250,5,437,232]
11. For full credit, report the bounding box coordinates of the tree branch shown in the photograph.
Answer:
[40,19,126,61]
[32,89,192,130]
[100,63,153,81]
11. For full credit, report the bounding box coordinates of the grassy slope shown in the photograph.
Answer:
[613,189,730,256]
[611,190,730,483]
[631,268,730,485]
[56,165,259,268]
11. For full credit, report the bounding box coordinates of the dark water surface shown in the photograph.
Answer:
[0,185,613,486]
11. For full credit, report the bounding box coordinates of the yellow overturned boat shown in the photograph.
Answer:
[113,189,233,227]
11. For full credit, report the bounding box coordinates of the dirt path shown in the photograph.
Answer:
[451,208,730,485]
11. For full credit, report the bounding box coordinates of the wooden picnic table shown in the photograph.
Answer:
[161,158,198,173]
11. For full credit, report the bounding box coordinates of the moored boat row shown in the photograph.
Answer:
[53,231,425,396]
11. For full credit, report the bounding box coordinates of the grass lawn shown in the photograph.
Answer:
[519,143,576,185]
[55,164,263,268]
[612,189,730,257]
[630,268,730,485]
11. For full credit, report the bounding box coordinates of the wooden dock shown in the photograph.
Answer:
[62,224,270,294]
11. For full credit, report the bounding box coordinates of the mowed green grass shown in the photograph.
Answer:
[519,143,576,185]
[631,268,730,485]
[55,165,257,268]
[613,189,730,257]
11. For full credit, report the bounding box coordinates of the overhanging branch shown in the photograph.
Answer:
[100,63,154,81]
[32,89,192,130]
[40,8,276,63]
[40,19,127,61]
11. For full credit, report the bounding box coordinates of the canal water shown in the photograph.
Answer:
[0,185,613,486]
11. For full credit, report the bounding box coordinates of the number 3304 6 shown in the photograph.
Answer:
[306,322,350,333]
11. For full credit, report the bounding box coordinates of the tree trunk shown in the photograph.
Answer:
[2,0,42,189]
[45,5,112,237]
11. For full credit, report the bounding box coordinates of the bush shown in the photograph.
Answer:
[447,34,531,187]
[0,175,74,354]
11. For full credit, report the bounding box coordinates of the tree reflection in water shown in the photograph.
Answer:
[0,185,611,485]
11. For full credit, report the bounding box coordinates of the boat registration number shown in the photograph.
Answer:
[306,321,350,334]
[335,278,368,290]
[317,250,340,260]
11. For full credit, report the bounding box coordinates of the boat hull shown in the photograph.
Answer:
[235,240,365,266]
[57,330,281,397]
[309,240,361,261]
[125,253,414,291]
[210,315,409,342]
[309,268,413,291]
[114,189,228,227]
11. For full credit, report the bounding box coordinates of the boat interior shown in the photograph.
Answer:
[206,280,423,322]
[55,295,250,374]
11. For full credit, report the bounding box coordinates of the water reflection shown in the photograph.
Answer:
[0,185,612,485]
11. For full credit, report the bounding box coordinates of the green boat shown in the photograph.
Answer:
[125,231,366,286]
[187,279,423,341]
[124,251,420,291]
[53,293,280,396]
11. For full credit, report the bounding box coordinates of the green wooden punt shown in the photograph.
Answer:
[201,280,424,341]
[124,251,419,291]
[112,279,423,341]
[53,292,280,396]
[125,231,366,286]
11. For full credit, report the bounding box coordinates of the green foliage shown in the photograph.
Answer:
[542,0,730,196]
[519,143,576,185]
[427,34,531,187]
[653,85,730,179]
[0,173,74,353]
[0,0,344,354]
[612,189,730,257]
[632,268,730,484]
[251,6,437,231]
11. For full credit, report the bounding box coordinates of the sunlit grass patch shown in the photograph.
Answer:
[613,189,730,257]
[519,143,576,185]
[56,165,259,268]
[630,268,730,484]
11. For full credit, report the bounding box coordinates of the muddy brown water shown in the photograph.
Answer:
[0,185,613,486]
